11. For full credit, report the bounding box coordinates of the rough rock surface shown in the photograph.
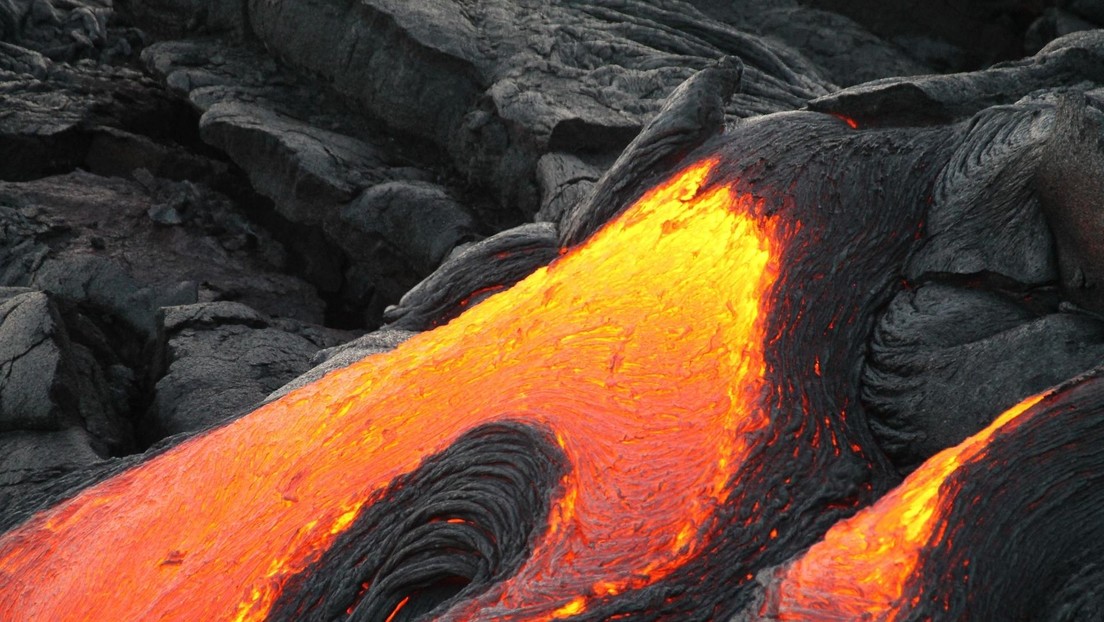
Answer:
[146,302,352,439]
[0,286,137,456]
[0,51,201,182]
[0,170,323,327]
[809,30,1104,127]
[0,287,120,513]
[0,288,80,434]
[245,0,833,215]
[140,36,495,324]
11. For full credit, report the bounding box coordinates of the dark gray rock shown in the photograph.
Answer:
[329,181,479,275]
[83,125,228,184]
[123,0,246,38]
[199,101,430,227]
[534,152,604,225]
[143,36,476,318]
[690,1,930,86]
[0,49,202,182]
[1065,0,1104,25]
[0,41,48,78]
[320,179,481,328]
[1036,98,1104,313]
[863,283,1104,473]
[1,0,140,64]
[754,9,928,86]
[146,301,353,438]
[245,0,834,215]
[809,30,1104,127]
[140,37,280,106]
[804,0,1044,72]
[0,171,325,328]
[906,88,1104,312]
[0,288,78,433]
[0,427,103,511]
[1025,8,1099,55]
[906,100,1059,286]
[0,287,133,455]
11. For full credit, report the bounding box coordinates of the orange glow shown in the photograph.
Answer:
[0,158,785,621]
[384,596,410,622]
[763,391,1049,620]
[830,113,860,129]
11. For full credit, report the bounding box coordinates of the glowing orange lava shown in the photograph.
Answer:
[761,390,1050,621]
[0,158,785,621]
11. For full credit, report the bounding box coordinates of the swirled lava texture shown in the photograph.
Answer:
[758,372,1104,620]
[0,159,787,621]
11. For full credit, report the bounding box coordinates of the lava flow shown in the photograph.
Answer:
[758,390,1052,621]
[0,158,790,621]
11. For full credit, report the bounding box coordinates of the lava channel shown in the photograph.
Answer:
[0,158,789,621]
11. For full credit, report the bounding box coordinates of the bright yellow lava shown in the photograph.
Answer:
[767,391,1048,621]
[0,158,785,622]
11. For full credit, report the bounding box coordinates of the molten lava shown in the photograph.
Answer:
[0,158,789,621]
[759,390,1051,620]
